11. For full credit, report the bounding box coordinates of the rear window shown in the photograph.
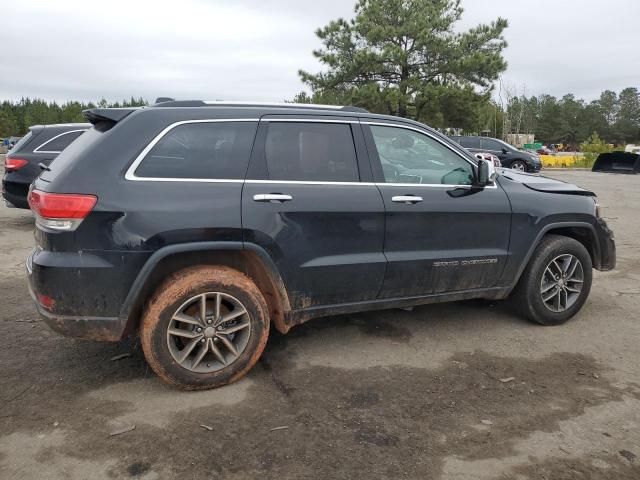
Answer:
[34,130,85,153]
[264,122,359,182]
[134,122,257,179]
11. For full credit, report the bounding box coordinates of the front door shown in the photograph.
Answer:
[481,137,510,163]
[362,122,512,298]
[242,117,387,310]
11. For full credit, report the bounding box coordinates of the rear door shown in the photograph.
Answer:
[363,121,511,297]
[242,116,386,309]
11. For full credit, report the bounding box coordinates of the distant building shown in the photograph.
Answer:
[505,133,535,148]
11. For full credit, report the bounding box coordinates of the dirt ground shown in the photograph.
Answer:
[1,170,639,480]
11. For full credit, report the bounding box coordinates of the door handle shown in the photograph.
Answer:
[391,195,423,204]
[253,193,293,203]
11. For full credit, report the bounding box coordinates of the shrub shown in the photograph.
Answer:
[578,132,614,168]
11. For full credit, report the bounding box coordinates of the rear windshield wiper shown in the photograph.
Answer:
[39,162,51,171]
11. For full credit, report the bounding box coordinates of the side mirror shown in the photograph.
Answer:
[477,159,497,186]
[501,147,508,154]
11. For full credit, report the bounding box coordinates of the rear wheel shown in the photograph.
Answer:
[511,235,592,325]
[140,266,269,390]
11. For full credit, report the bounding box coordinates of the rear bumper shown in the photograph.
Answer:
[29,292,126,341]
[594,217,616,271]
[26,247,150,341]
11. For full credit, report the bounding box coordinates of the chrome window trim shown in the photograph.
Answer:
[245,179,374,186]
[32,129,87,154]
[375,183,473,189]
[125,117,495,189]
[124,118,260,181]
[124,177,245,183]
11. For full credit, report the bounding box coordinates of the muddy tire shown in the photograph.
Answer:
[140,265,270,390]
[511,235,592,326]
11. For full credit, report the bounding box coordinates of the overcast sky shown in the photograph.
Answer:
[1,0,638,104]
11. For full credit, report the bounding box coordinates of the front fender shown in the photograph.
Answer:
[503,221,600,290]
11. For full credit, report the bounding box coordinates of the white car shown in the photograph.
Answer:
[474,152,502,168]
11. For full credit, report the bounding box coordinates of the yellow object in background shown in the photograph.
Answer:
[540,155,580,167]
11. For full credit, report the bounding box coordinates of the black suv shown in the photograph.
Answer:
[451,135,541,172]
[2,123,89,208]
[26,101,615,390]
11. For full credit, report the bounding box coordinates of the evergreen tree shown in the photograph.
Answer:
[299,0,508,123]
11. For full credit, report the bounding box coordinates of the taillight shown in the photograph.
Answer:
[36,293,56,311]
[28,189,97,231]
[4,158,28,172]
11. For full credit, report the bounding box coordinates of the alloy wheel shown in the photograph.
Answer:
[166,292,251,373]
[540,254,584,312]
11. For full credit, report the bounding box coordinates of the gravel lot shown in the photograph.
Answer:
[1,169,639,479]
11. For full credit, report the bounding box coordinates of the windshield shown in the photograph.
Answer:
[498,139,516,150]
[484,137,517,152]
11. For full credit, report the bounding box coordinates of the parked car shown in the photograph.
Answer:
[451,135,541,172]
[27,101,615,390]
[2,123,89,208]
[536,145,556,155]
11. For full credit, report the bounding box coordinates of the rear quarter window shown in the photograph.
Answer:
[34,130,86,153]
[133,121,257,179]
[40,128,104,182]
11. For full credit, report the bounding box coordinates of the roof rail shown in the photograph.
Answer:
[150,99,369,113]
[203,101,368,113]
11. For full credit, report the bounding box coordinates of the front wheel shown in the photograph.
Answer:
[140,266,270,390]
[511,235,593,325]
[510,160,527,171]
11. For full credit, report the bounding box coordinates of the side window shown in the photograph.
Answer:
[458,136,480,149]
[370,125,474,185]
[482,138,505,152]
[134,122,257,179]
[264,122,359,182]
[35,130,85,153]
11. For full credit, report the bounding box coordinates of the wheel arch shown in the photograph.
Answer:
[512,222,600,289]
[119,242,292,336]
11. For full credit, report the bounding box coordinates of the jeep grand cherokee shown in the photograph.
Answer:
[26,100,615,390]
[3,123,89,208]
